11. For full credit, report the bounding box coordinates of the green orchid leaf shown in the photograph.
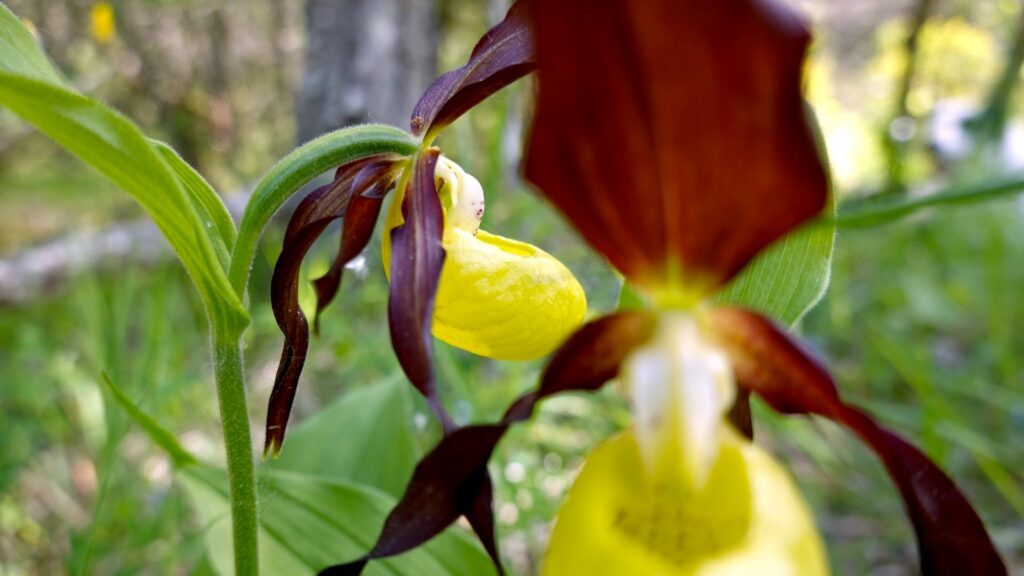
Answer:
[153,139,238,263]
[180,466,495,576]
[0,5,63,84]
[616,278,650,311]
[0,5,246,327]
[269,376,418,498]
[713,105,836,326]
[713,211,835,326]
[616,213,834,327]
[103,370,489,575]
[101,373,199,468]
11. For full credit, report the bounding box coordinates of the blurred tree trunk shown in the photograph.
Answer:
[296,0,440,142]
[969,5,1024,142]
[881,0,934,195]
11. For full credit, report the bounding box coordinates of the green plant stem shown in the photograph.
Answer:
[212,322,259,576]
[208,124,417,575]
[229,124,418,295]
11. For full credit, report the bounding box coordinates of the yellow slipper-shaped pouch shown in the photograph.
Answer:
[383,156,586,360]
[543,430,829,576]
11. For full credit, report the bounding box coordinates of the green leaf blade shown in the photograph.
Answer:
[100,373,199,468]
[0,7,245,326]
[180,467,495,576]
[0,4,63,84]
[0,73,246,326]
[153,139,238,265]
[713,214,835,326]
[269,376,418,497]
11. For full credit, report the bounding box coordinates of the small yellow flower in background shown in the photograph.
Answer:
[89,2,115,44]
[383,156,586,360]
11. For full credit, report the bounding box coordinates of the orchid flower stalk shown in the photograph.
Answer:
[318,1,1007,575]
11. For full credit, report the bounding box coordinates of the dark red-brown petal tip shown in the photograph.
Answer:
[386,149,458,433]
[525,0,828,291]
[265,156,397,456]
[410,2,534,141]
[707,307,1007,575]
[310,160,400,335]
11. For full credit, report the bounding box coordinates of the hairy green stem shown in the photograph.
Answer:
[212,322,259,576]
[229,124,418,296]
[208,124,419,575]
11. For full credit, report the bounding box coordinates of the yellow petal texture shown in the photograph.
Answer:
[543,431,829,576]
[382,157,586,360]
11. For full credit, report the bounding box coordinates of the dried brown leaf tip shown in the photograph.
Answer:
[266,156,403,455]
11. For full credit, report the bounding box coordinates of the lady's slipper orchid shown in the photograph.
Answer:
[265,3,584,454]
[543,430,828,576]
[382,155,586,360]
[321,1,1007,575]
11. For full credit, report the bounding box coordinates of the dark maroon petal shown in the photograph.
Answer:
[464,474,503,573]
[310,195,382,336]
[708,307,1007,575]
[410,2,534,141]
[524,0,828,290]
[265,157,397,456]
[320,312,655,575]
[386,149,456,431]
[505,310,658,421]
[310,160,399,334]
[727,388,754,440]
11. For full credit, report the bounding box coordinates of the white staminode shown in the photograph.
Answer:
[435,157,486,235]
[623,313,736,490]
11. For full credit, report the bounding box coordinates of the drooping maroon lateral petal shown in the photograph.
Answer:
[708,307,1007,575]
[311,160,400,333]
[265,156,397,456]
[319,312,656,575]
[410,2,534,141]
[386,149,456,431]
[525,0,828,291]
[464,473,504,573]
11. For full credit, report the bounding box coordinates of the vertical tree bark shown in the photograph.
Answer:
[969,5,1024,142]
[296,0,440,142]
[881,0,934,195]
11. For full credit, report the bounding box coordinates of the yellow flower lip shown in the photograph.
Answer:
[383,155,586,360]
[543,430,829,575]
